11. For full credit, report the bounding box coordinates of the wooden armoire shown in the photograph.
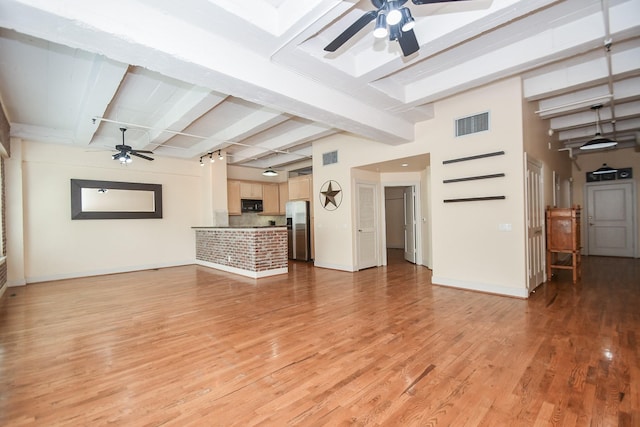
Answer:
[546,206,581,283]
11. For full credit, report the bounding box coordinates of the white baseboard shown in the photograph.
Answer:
[431,275,529,299]
[312,260,357,272]
[8,278,27,287]
[24,260,195,284]
[195,260,288,279]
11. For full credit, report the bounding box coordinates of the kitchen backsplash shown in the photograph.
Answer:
[228,212,286,227]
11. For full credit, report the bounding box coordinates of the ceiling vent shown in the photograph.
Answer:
[455,112,489,137]
[323,150,338,166]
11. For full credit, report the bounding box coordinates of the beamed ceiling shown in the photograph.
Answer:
[0,0,639,172]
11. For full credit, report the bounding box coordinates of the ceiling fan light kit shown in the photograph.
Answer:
[373,14,388,38]
[324,0,467,57]
[401,8,415,31]
[112,128,155,163]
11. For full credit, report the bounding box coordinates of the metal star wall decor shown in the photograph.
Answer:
[319,180,342,211]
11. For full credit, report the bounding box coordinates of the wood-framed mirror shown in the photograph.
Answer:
[71,179,163,220]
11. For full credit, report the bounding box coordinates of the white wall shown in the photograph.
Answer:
[313,77,533,297]
[7,139,205,284]
[427,78,528,297]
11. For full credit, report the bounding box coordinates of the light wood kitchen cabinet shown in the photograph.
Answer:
[288,175,312,200]
[278,182,288,214]
[240,182,263,199]
[227,180,241,215]
[261,184,279,215]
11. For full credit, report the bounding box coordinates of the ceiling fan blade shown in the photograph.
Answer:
[324,10,378,52]
[130,152,154,161]
[412,0,470,4]
[398,28,419,56]
[131,149,154,154]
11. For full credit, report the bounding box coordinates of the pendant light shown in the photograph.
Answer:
[592,163,618,175]
[263,167,278,177]
[580,104,617,151]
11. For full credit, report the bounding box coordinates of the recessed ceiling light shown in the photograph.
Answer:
[401,163,409,167]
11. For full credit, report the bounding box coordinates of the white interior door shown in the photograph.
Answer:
[357,183,378,270]
[525,155,545,290]
[586,182,635,257]
[403,186,416,263]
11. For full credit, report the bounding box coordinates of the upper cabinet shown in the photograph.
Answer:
[278,182,288,215]
[262,184,279,215]
[240,182,263,199]
[227,181,241,215]
[227,176,311,217]
[288,175,312,200]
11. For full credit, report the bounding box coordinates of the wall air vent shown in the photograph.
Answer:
[323,150,338,166]
[455,111,489,137]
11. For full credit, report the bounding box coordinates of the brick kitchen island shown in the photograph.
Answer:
[193,226,288,278]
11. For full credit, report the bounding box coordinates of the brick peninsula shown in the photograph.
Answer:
[193,226,288,278]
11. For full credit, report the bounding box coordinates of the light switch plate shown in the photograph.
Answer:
[498,223,512,232]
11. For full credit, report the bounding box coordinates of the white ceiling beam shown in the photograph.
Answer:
[0,0,414,145]
[550,100,640,130]
[399,0,639,105]
[177,108,291,159]
[559,116,640,140]
[73,56,128,145]
[240,146,314,169]
[11,122,74,143]
[231,123,334,163]
[141,89,228,150]
[524,45,640,100]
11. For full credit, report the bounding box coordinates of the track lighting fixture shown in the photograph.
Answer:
[199,150,224,165]
[580,104,618,151]
[262,167,278,177]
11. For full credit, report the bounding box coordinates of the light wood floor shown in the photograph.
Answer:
[1,251,638,426]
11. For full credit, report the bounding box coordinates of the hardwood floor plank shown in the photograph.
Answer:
[1,253,639,425]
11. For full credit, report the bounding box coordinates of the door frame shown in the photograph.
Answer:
[355,180,380,270]
[583,180,638,258]
[380,181,423,267]
[403,186,417,263]
[524,153,545,291]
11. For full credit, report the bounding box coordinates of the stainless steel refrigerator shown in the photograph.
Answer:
[286,200,311,261]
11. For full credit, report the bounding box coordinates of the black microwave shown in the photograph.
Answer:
[241,199,263,213]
